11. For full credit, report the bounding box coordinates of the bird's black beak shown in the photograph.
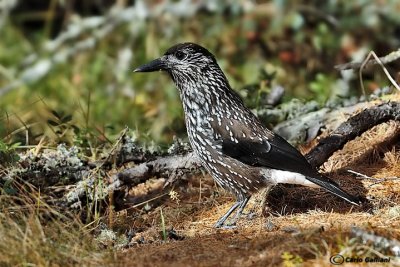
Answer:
[133,57,166,73]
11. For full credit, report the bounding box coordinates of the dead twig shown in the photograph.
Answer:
[335,50,400,94]
[335,49,400,71]
[347,169,400,186]
[359,51,400,95]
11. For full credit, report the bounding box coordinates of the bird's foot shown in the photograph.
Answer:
[214,217,238,229]
[215,223,237,230]
[214,196,251,229]
[214,220,224,228]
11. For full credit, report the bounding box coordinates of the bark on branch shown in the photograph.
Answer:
[305,101,400,167]
[111,152,201,189]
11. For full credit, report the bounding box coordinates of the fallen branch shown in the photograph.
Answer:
[64,151,201,207]
[347,170,400,186]
[306,101,400,167]
[112,152,200,189]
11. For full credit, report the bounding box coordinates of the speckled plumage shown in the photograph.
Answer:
[135,43,359,227]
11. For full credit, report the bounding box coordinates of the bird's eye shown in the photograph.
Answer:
[175,51,187,60]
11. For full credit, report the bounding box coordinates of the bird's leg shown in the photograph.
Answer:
[260,185,277,231]
[214,201,241,228]
[245,185,274,220]
[214,196,251,228]
[226,196,250,226]
[260,185,273,216]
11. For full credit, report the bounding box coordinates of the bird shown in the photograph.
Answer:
[134,43,359,228]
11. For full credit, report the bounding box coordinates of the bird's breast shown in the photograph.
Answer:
[182,108,221,155]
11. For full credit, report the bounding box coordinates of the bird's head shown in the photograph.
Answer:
[134,43,220,82]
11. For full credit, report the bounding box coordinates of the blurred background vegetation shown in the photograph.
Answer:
[1,0,399,154]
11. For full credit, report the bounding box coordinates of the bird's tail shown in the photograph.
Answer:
[306,175,360,206]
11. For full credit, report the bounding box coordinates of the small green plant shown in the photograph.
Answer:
[242,69,277,109]
[281,251,304,267]
[0,140,20,165]
[309,73,335,103]
[160,207,167,241]
[47,109,79,144]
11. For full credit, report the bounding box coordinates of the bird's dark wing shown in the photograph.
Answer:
[211,117,318,176]
[211,117,359,205]
[222,129,320,177]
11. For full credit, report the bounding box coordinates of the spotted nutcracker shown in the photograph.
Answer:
[134,43,359,228]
